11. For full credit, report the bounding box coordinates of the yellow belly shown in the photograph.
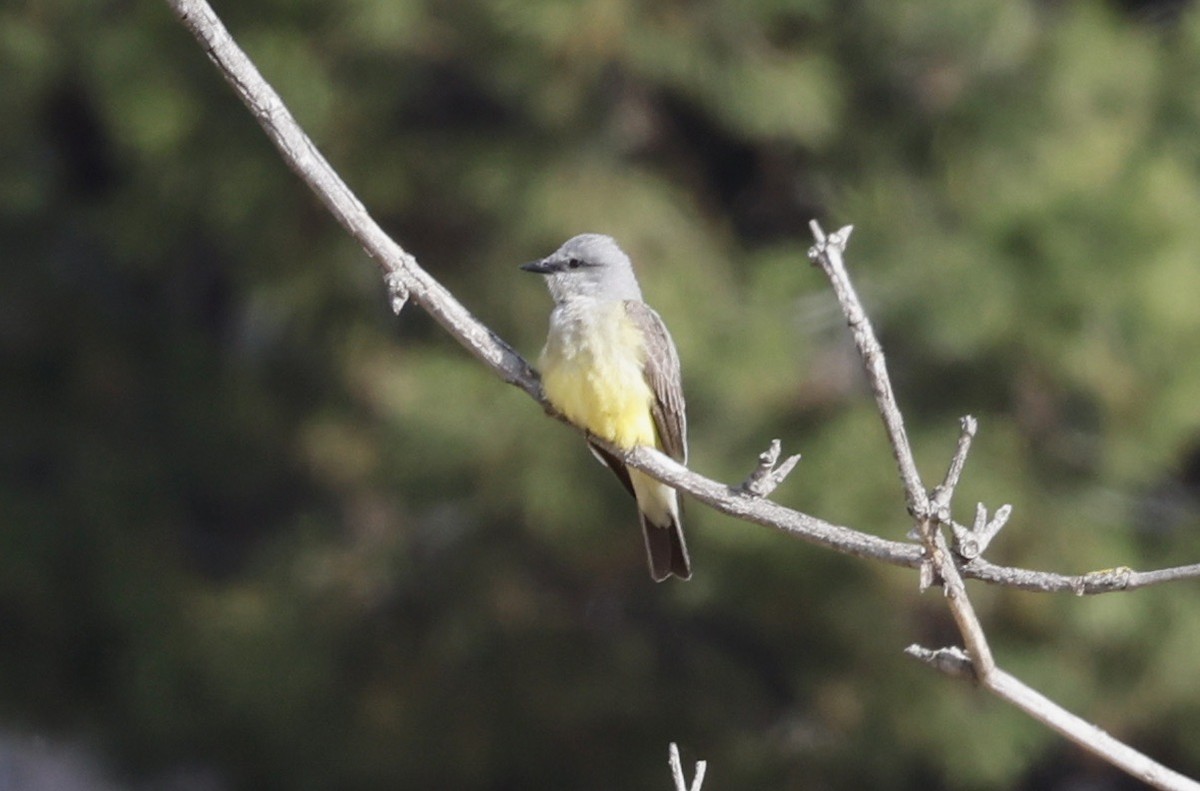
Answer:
[539,303,657,450]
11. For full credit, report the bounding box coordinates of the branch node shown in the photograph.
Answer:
[919,558,936,592]
[957,537,980,561]
[739,439,801,498]
[1072,566,1134,596]
[806,221,855,266]
[386,271,410,315]
[905,644,975,679]
[953,503,1013,558]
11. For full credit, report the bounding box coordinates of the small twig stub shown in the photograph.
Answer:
[386,271,410,315]
[739,439,801,498]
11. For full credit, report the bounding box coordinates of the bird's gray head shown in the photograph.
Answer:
[520,233,643,303]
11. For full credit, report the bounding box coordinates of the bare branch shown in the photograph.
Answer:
[808,221,928,517]
[165,0,541,397]
[930,416,978,520]
[912,651,1200,791]
[933,526,996,675]
[807,222,997,676]
[963,559,1200,593]
[810,219,1200,788]
[608,442,1200,596]
[668,743,707,791]
[739,439,801,497]
[616,444,920,565]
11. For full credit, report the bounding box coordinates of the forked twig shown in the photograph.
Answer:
[740,439,801,497]
[668,743,707,791]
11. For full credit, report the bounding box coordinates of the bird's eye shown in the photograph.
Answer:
[566,258,583,269]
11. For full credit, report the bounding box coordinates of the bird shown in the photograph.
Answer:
[521,233,691,581]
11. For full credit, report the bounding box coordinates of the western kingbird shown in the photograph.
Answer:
[522,233,691,582]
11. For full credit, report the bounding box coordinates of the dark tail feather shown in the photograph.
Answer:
[641,513,691,582]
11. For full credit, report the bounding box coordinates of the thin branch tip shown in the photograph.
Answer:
[981,504,1013,542]
[932,416,979,514]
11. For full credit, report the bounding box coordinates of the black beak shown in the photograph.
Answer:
[519,258,556,274]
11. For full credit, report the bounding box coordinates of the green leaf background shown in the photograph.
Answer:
[1,1,1198,788]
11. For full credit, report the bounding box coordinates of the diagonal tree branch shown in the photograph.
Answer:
[906,646,1200,790]
[807,223,930,518]
[166,0,540,398]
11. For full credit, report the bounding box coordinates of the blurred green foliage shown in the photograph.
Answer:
[2,0,1199,788]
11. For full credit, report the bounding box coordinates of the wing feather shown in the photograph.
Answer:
[623,301,687,464]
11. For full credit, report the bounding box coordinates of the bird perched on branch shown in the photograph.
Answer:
[522,234,691,581]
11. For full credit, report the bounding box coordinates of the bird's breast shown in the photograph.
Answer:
[539,301,657,449]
